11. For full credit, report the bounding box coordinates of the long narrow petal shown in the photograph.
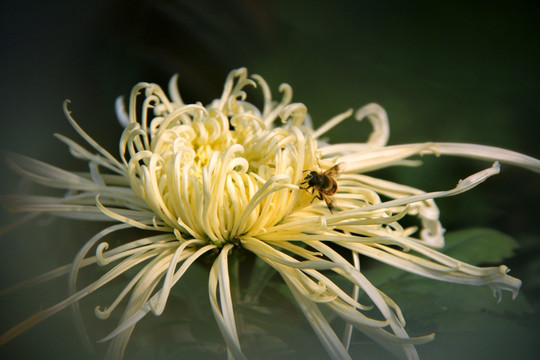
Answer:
[208,244,247,360]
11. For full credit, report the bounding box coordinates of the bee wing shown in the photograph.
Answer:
[335,162,346,173]
[322,194,335,213]
[324,162,345,177]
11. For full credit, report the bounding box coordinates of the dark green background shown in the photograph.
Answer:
[1,1,538,359]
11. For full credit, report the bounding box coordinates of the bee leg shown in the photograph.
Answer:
[309,191,321,204]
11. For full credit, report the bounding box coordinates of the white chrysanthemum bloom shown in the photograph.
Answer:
[2,68,539,359]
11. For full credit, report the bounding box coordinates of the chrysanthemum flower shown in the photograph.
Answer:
[1,68,539,359]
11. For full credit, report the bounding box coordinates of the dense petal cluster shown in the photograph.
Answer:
[1,68,539,359]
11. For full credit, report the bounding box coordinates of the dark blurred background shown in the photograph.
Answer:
[0,1,538,359]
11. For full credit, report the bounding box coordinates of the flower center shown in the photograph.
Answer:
[120,69,317,246]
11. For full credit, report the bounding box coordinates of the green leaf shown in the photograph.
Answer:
[417,310,537,360]
[389,279,532,318]
[237,302,325,360]
[243,256,277,304]
[358,227,532,325]
[442,227,519,265]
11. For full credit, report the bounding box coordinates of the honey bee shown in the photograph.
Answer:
[300,162,344,213]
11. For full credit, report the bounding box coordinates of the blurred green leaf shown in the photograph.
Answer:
[417,310,537,360]
[238,304,323,360]
[243,256,277,304]
[360,261,408,287]
[359,228,520,292]
[442,228,519,265]
[392,280,532,319]
[357,228,532,336]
